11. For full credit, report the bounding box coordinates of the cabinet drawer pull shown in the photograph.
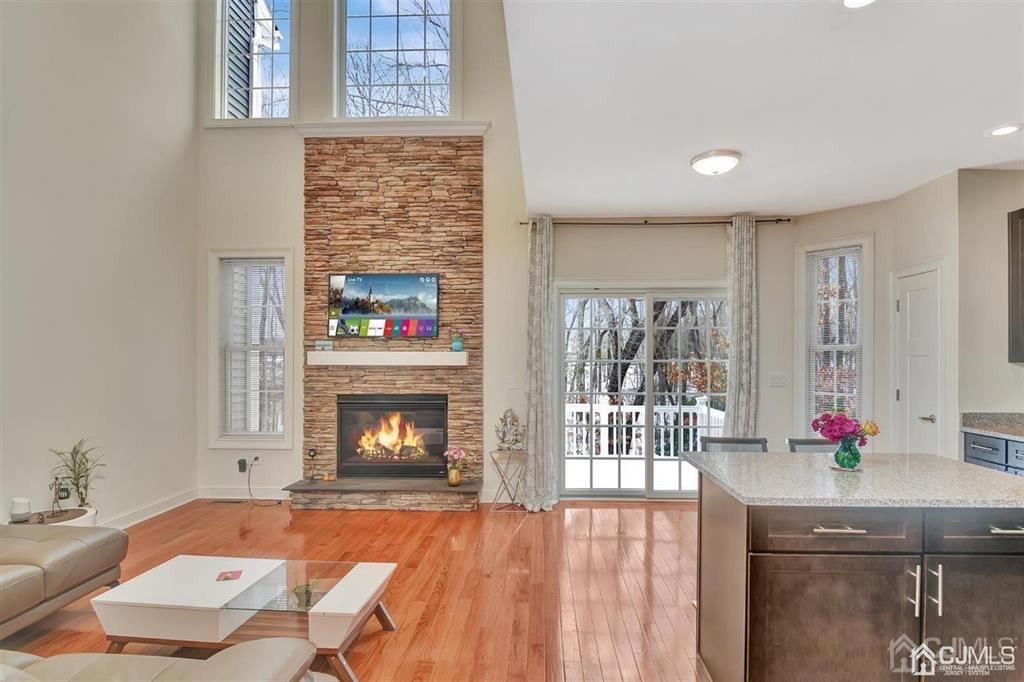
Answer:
[906,565,921,618]
[970,443,999,453]
[927,564,943,617]
[989,525,1024,535]
[812,525,868,535]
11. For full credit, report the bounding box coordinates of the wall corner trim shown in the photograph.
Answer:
[294,120,491,138]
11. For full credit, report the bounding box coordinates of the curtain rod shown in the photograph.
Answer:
[516,218,792,227]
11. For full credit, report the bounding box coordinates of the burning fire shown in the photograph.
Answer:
[357,412,428,461]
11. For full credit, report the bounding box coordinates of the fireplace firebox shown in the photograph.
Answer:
[337,394,447,477]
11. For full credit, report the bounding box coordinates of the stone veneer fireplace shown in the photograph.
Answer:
[337,394,447,477]
[294,135,484,510]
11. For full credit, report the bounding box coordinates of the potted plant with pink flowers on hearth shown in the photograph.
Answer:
[811,412,880,471]
[445,447,467,487]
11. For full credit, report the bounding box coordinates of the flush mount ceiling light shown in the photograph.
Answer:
[843,0,877,7]
[690,150,742,176]
[989,124,1022,137]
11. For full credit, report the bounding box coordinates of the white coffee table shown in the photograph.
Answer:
[91,555,397,681]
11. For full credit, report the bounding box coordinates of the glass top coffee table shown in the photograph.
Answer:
[91,555,397,682]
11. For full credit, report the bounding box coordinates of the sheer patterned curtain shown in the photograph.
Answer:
[724,215,759,437]
[522,216,558,512]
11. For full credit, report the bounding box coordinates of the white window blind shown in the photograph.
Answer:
[806,246,863,428]
[220,258,286,436]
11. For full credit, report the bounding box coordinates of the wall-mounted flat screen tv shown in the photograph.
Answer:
[328,274,439,338]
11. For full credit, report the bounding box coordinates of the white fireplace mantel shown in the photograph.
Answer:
[306,350,468,367]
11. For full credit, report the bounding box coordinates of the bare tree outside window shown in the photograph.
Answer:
[807,249,862,422]
[562,296,728,492]
[344,0,451,117]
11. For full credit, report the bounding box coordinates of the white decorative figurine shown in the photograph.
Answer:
[495,408,527,451]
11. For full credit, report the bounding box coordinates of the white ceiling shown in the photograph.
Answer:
[503,0,1024,217]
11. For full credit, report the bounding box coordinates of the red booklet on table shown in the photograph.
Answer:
[216,570,243,582]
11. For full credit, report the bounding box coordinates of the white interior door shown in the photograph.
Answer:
[893,269,940,454]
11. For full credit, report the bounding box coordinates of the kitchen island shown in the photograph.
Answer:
[684,451,1024,682]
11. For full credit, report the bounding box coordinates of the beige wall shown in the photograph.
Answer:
[195,0,528,496]
[791,173,961,456]
[554,223,727,282]
[958,169,1024,411]
[1,1,199,523]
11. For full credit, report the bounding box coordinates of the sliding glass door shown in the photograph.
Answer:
[560,290,729,497]
[563,296,647,492]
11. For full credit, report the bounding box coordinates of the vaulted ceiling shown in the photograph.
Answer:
[503,0,1024,216]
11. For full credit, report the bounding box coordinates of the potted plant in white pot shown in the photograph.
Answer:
[48,438,104,526]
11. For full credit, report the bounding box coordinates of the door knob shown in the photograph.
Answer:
[918,415,937,423]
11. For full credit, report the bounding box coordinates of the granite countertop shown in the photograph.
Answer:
[961,412,1024,441]
[682,451,1024,508]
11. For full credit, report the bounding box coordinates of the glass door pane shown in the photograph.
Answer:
[561,292,727,497]
[561,295,646,493]
[650,297,729,494]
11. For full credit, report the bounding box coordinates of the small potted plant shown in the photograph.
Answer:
[445,447,467,487]
[449,327,465,352]
[48,439,104,524]
[811,412,880,471]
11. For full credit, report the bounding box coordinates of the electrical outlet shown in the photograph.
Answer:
[769,374,788,388]
[237,458,247,473]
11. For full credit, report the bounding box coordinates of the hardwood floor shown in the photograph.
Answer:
[1,499,699,681]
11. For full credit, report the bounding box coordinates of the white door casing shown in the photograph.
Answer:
[893,268,941,455]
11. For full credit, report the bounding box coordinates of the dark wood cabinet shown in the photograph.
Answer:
[748,554,919,682]
[696,476,1024,682]
[925,508,1024,554]
[1009,207,1024,363]
[922,555,1024,681]
[749,507,922,553]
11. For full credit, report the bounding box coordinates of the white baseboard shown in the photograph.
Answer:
[99,488,199,529]
[198,486,290,500]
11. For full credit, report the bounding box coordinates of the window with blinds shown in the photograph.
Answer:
[806,246,862,427]
[220,258,286,436]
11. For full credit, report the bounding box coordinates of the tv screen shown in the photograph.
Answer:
[328,274,439,338]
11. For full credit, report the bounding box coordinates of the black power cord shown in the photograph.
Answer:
[246,456,282,507]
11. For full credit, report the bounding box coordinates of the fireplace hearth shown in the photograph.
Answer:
[337,394,447,477]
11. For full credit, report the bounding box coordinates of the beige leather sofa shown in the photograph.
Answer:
[0,524,128,639]
[0,637,334,682]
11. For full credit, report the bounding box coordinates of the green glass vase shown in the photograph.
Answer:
[833,436,862,470]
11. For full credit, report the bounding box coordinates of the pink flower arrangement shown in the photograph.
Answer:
[811,412,880,447]
[445,447,468,472]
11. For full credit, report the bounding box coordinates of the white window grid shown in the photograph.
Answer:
[221,0,291,119]
[342,0,452,118]
[560,295,729,493]
[806,247,863,423]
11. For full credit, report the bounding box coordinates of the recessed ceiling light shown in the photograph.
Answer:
[989,124,1021,137]
[691,150,742,176]
[843,0,876,7]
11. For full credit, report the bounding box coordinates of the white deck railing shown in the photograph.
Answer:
[565,397,725,458]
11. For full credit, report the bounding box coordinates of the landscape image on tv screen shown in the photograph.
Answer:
[328,274,439,337]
